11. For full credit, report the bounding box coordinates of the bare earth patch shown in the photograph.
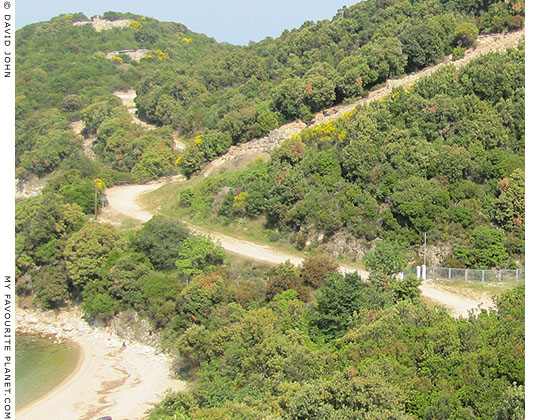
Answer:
[106,49,151,62]
[72,16,133,32]
[419,282,496,318]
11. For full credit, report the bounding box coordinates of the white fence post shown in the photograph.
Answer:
[465,269,468,282]
[422,265,426,281]
[417,266,421,280]
[516,269,519,282]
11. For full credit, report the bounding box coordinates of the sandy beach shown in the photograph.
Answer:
[16,306,185,420]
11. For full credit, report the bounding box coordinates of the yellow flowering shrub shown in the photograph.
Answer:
[233,192,249,208]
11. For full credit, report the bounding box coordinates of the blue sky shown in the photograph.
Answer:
[16,0,361,45]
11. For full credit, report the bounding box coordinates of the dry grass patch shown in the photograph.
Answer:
[428,280,523,302]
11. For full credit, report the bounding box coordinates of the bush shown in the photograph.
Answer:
[452,46,465,60]
[132,216,190,271]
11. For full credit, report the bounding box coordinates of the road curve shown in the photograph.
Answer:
[419,282,495,318]
[100,183,496,319]
[100,183,369,278]
[99,31,526,315]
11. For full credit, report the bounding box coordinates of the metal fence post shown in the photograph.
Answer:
[482,270,485,282]
[498,270,502,282]
[465,269,468,282]
[449,268,452,280]
[516,269,519,282]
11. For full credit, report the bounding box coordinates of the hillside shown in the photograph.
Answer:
[165,46,524,271]
[14,2,526,419]
[15,0,524,189]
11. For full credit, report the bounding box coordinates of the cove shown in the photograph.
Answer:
[15,333,81,410]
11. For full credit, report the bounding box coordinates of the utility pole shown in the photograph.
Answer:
[424,232,427,266]
[94,183,98,220]
[422,232,427,281]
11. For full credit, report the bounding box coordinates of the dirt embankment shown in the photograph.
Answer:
[201,29,524,175]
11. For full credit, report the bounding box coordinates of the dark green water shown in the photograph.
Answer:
[15,333,81,410]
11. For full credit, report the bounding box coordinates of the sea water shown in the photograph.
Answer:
[15,333,80,410]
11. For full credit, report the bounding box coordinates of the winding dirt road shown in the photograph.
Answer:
[99,30,525,316]
[419,283,495,317]
[100,182,496,317]
[100,182,369,277]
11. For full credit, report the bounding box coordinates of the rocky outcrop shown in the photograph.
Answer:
[106,49,151,62]
[110,311,162,348]
[15,176,47,200]
[320,231,371,262]
[16,304,166,352]
[201,120,307,177]
[72,16,133,32]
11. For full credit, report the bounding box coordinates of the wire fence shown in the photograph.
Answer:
[401,266,524,283]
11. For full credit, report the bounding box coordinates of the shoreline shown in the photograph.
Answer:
[16,333,83,411]
[16,304,186,420]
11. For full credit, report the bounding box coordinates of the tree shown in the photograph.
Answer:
[133,143,175,180]
[391,274,421,303]
[132,216,191,271]
[453,22,479,48]
[265,261,305,301]
[271,77,312,121]
[176,235,225,279]
[177,144,203,178]
[198,129,232,161]
[493,383,525,420]
[399,21,446,70]
[58,177,95,214]
[494,168,524,231]
[314,272,392,338]
[62,94,83,112]
[33,264,70,309]
[363,240,411,276]
[64,221,120,290]
[299,254,339,289]
[93,178,106,219]
[81,279,119,320]
[336,55,370,99]
[285,370,412,420]
[470,225,508,268]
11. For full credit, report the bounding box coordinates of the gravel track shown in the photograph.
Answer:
[101,30,525,316]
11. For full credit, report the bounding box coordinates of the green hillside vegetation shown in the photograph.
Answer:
[15,0,524,185]
[176,48,524,270]
[14,1,525,418]
[15,11,217,184]
[15,197,525,419]
[139,0,524,175]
